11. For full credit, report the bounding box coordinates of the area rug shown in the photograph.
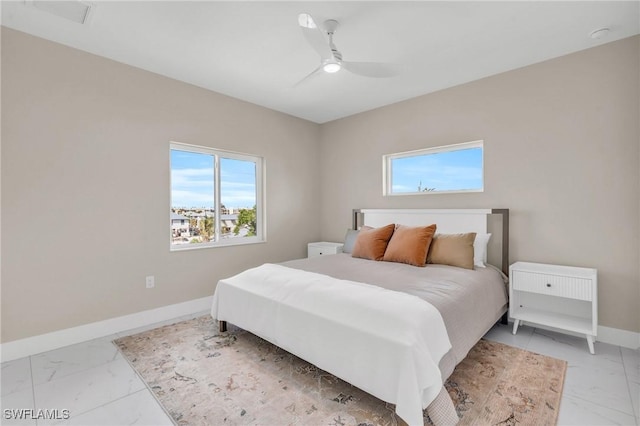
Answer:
[114,316,566,426]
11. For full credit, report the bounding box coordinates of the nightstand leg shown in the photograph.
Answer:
[586,335,595,355]
[512,319,520,335]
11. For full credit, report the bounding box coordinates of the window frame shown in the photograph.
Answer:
[383,140,484,196]
[169,141,265,251]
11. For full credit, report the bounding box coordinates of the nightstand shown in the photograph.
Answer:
[308,242,344,258]
[509,261,598,354]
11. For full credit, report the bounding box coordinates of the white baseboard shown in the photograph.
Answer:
[598,325,640,350]
[510,318,639,350]
[0,296,213,362]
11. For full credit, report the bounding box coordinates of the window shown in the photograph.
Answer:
[383,140,483,195]
[170,142,264,250]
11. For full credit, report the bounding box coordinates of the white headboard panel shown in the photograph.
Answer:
[357,209,491,234]
[353,208,510,275]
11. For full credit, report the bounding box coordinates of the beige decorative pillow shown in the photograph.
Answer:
[427,232,477,270]
[383,224,437,267]
[351,224,396,261]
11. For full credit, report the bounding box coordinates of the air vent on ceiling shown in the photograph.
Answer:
[26,1,94,25]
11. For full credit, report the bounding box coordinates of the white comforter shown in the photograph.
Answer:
[211,263,452,426]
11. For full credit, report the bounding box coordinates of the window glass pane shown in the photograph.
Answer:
[220,157,257,239]
[169,142,264,250]
[389,145,483,194]
[170,149,215,245]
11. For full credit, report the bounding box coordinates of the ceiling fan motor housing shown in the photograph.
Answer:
[323,19,339,34]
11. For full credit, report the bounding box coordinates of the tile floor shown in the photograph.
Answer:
[1,315,638,425]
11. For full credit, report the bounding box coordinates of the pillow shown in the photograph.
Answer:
[427,232,477,270]
[342,229,360,254]
[351,224,395,261]
[383,224,437,267]
[473,233,492,268]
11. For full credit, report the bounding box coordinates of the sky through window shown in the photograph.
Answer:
[171,149,256,209]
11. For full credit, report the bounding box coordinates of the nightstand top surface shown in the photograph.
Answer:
[308,241,344,248]
[510,261,597,278]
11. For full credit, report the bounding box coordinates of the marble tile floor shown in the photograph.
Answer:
[1,315,638,426]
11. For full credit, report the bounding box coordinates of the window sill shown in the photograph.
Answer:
[384,188,484,196]
[170,237,266,252]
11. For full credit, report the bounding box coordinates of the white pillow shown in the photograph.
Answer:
[473,233,492,268]
[342,229,360,254]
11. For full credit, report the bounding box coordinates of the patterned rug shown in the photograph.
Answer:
[114,316,566,426]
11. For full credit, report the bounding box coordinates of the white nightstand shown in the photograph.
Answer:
[509,261,598,354]
[308,242,344,258]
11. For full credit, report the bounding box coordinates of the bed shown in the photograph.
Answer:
[211,208,509,425]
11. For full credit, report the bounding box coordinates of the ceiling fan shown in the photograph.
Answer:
[295,13,399,86]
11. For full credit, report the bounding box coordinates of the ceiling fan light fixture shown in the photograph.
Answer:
[323,62,341,73]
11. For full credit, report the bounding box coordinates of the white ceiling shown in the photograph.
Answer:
[2,1,639,123]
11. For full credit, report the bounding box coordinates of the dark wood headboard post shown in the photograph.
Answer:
[491,209,510,277]
[352,209,362,230]
[491,209,510,326]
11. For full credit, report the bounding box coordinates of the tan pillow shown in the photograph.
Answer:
[383,224,437,267]
[427,233,477,270]
[351,224,396,261]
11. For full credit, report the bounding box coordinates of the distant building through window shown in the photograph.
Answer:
[383,140,484,195]
[170,142,264,250]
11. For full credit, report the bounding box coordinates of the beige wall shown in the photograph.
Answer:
[319,36,640,333]
[1,28,321,342]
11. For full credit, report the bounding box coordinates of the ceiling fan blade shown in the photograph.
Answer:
[293,64,324,88]
[341,61,400,78]
[298,13,333,61]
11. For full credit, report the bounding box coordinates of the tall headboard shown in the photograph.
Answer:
[352,209,510,275]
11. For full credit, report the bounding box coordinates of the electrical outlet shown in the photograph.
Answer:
[145,275,155,289]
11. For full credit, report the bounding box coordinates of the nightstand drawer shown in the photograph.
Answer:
[308,246,329,257]
[512,270,593,301]
[307,242,343,258]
